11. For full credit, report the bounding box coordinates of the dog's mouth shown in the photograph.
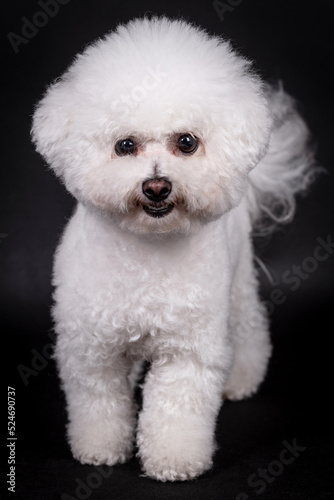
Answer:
[143,203,174,218]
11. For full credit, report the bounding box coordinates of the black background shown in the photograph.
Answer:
[1,1,334,499]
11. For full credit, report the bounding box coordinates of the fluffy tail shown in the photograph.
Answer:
[247,83,318,235]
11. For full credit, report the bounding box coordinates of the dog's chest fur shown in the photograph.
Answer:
[53,204,236,358]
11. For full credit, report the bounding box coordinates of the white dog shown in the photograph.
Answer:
[32,17,314,481]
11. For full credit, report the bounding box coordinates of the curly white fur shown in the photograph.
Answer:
[31,17,315,481]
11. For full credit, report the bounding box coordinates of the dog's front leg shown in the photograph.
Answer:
[56,345,137,466]
[137,342,231,481]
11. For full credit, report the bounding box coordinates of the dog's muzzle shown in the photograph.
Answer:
[142,178,174,218]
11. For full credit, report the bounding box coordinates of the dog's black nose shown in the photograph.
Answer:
[142,178,172,202]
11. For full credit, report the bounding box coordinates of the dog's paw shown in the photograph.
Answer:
[137,416,214,481]
[223,364,263,401]
[68,417,134,466]
[140,453,213,482]
[72,439,133,467]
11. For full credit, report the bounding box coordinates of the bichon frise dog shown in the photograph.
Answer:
[32,17,315,481]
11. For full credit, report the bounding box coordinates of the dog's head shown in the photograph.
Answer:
[32,17,272,234]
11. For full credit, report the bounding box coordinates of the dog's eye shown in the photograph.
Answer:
[115,138,137,156]
[177,134,198,154]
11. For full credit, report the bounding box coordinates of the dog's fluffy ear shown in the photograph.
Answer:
[31,79,74,178]
[213,77,273,176]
